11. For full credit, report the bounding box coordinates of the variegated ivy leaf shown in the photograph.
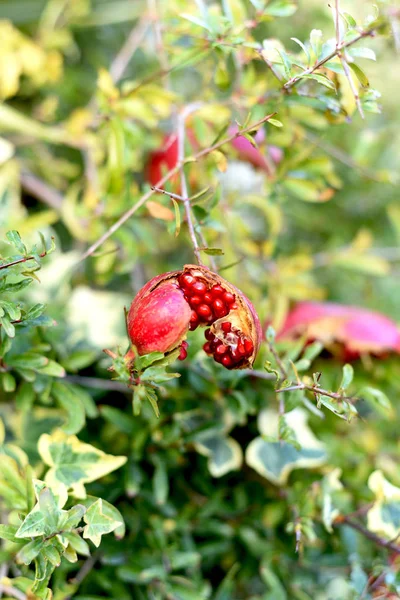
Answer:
[367,470,400,539]
[38,430,127,498]
[83,498,123,547]
[194,435,243,478]
[322,468,344,532]
[245,408,327,485]
[15,481,84,540]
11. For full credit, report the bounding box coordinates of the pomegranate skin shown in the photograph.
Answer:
[276,301,400,359]
[127,265,261,369]
[127,281,191,355]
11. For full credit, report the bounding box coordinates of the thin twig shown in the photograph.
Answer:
[65,552,101,600]
[283,24,378,90]
[0,585,26,600]
[20,171,63,211]
[78,112,276,262]
[243,369,275,380]
[110,17,149,84]
[267,340,288,381]
[335,515,400,554]
[276,381,354,403]
[64,375,129,393]
[150,186,186,202]
[0,562,8,599]
[0,247,50,271]
[178,104,204,266]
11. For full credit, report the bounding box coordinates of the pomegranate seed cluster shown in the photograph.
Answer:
[127,265,261,370]
[176,271,254,369]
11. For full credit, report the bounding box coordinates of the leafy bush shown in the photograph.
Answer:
[1,1,400,598]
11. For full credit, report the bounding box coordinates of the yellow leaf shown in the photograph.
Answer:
[212,150,228,172]
[147,201,175,221]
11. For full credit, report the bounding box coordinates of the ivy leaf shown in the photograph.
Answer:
[194,434,243,478]
[83,498,123,547]
[367,471,400,539]
[246,408,326,485]
[38,430,127,498]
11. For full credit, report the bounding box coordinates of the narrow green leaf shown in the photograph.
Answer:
[6,230,27,254]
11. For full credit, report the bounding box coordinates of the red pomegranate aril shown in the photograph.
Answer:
[237,341,246,356]
[214,304,229,319]
[223,292,235,305]
[214,352,224,363]
[204,328,214,341]
[191,281,207,295]
[215,343,228,356]
[244,339,253,354]
[178,347,188,360]
[222,355,233,368]
[203,293,213,305]
[189,295,202,307]
[197,304,212,320]
[211,285,224,297]
[221,321,231,333]
[179,273,196,289]
[203,342,212,354]
[213,298,225,311]
[189,311,199,330]
[210,338,220,351]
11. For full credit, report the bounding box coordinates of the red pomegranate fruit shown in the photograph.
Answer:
[127,265,261,369]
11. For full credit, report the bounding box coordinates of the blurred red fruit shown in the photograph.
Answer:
[276,301,400,360]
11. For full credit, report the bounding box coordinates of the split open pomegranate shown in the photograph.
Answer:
[127,265,261,369]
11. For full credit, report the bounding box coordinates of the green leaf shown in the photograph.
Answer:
[277,49,292,78]
[6,230,27,254]
[16,381,35,411]
[348,47,376,61]
[301,73,336,91]
[83,498,123,547]
[134,351,165,371]
[140,366,180,383]
[265,1,297,17]
[0,316,15,338]
[171,198,181,238]
[349,63,369,87]
[291,37,311,65]
[0,523,19,542]
[361,386,392,416]
[0,300,21,321]
[63,531,90,557]
[37,359,66,378]
[152,457,169,505]
[267,118,283,128]
[199,247,224,255]
[17,538,44,565]
[367,471,400,539]
[2,372,16,392]
[283,178,320,202]
[52,381,86,435]
[339,364,354,391]
[310,29,323,60]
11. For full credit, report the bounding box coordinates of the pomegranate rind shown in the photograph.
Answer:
[127,280,191,355]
